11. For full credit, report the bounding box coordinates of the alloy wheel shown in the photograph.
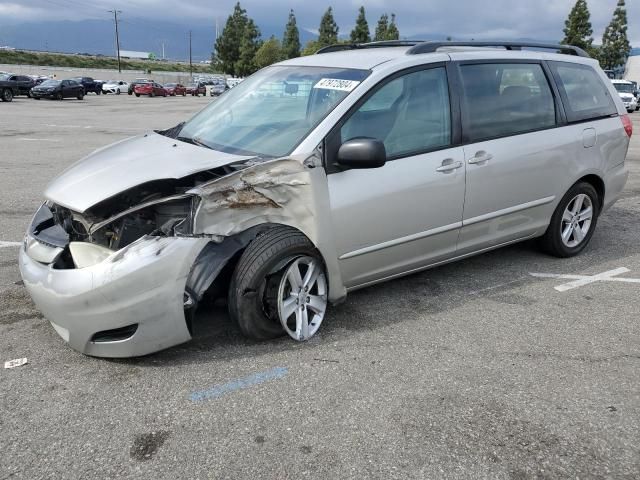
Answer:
[277,256,327,341]
[560,193,593,248]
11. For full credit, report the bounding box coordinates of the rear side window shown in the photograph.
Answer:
[549,62,617,122]
[460,63,556,142]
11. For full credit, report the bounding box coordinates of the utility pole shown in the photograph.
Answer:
[108,9,122,73]
[189,30,193,80]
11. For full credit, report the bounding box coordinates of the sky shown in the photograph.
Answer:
[1,0,638,46]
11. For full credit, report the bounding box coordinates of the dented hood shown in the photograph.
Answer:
[44,132,252,212]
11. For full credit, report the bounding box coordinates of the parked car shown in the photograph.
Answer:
[30,79,84,100]
[70,76,102,95]
[134,82,167,97]
[164,83,187,96]
[128,78,151,95]
[18,41,632,357]
[0,73,35,97]
[185,82,206,96]
[0,77,18,102]
[612,79,638,112]
[102,80,129,95]
[209,79,227,96]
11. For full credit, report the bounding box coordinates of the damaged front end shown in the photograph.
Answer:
[19,150,345,357]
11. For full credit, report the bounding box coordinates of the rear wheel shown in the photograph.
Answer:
[1,88,13,102]
[116,90,121,95]
[55,92,63,101]
[77,91,84,100]
[228,227,328,341]
[150,91,155,97]
[539,182,600,258]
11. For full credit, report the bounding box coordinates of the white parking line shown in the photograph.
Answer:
[0,241,21,248]
[17,138,61,142]
[530,267,640,292]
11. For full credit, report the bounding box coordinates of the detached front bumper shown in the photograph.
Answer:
[19,236,209,357]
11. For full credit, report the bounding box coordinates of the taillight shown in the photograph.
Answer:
[621,114,633,138]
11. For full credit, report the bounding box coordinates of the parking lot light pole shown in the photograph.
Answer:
[109,9,122,73]
[189,30,193,80]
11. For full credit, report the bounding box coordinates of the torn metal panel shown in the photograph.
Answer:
[189,158,347,303]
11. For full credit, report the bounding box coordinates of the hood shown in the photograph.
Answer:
[45,132,251,212]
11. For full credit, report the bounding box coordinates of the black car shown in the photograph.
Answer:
[31,79,85,100]
[0,73,36,97]
[0,79,18,102]
[70,76,103,95]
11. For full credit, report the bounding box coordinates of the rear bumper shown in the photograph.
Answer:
[19,236,209,357]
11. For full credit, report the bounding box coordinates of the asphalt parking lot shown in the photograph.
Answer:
[1,94,639,479]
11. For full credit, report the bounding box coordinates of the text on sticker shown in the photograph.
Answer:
[313,78,360,92]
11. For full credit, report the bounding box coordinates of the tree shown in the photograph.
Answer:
[386,14,399,40]
[374,14,389,42]
[318,7,339,47]
[235,19,261,77]
[255,36,283,69]
[301,40,320,56]
[561,0,593,51]
[215,2,249,75]
[282,9,301,59]
[350,6,371,43]
[599,0,631,70]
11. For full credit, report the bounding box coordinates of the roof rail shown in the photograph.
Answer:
[316,40,424,54]
[406,41,590,58]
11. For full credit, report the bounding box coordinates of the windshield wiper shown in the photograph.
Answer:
[177,135,213,150]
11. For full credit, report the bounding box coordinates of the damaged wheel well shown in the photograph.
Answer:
[184,223,320,314]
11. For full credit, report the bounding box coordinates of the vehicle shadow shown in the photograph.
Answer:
[119,203,640,367]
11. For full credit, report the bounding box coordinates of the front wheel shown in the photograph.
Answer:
[135,93,140,97]
[77,92,84,100]
[539,182,600,258]
[96,89,101,95]
[56,92,63,100]
[1,88,13,102]
[116,90,120,95]
[228,227,328,341]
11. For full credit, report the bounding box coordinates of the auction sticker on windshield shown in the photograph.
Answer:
[314,78,361,92]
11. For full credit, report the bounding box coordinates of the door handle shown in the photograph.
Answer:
[468,151,493,164]
[436,159,463,173]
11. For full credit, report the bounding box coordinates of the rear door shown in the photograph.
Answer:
[454,60,568,254]
[326,64,466,288]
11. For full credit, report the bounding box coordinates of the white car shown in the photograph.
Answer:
[102,80,129,95]
[612,80,638,112]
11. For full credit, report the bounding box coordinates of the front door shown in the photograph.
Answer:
[326,65,466,288]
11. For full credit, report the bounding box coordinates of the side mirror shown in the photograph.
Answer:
[336,138,386,169]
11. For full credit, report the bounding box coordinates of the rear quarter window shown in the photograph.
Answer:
[549,62,617,122]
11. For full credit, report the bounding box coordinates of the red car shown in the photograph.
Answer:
[185,82,206,96]
[134,82,167,97]
[164,83,186,96]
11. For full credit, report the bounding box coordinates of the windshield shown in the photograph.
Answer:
[614,83,634,94]
[178,65,369,157]
[0,74,10,81]
[40,80,60,87]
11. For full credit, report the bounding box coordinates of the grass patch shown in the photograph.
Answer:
[0,49,217,74]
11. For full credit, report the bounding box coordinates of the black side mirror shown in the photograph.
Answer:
[336,138,386,169]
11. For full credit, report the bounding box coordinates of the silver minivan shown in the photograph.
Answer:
[19,41,632,357]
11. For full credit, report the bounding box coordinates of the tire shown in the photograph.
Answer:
[228,226,325,340]
[539,182,600,258]
[56,92,63,101]
[1,88,12,102]
[116,90,121,95]
[135,93,140,97]
[34,97,40,100]
[26,91,31,98]
[182,92,186,97]
[128,91,133,95]
[96,89,101,95]
[77,92,84,100]
[150,91,154,97]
